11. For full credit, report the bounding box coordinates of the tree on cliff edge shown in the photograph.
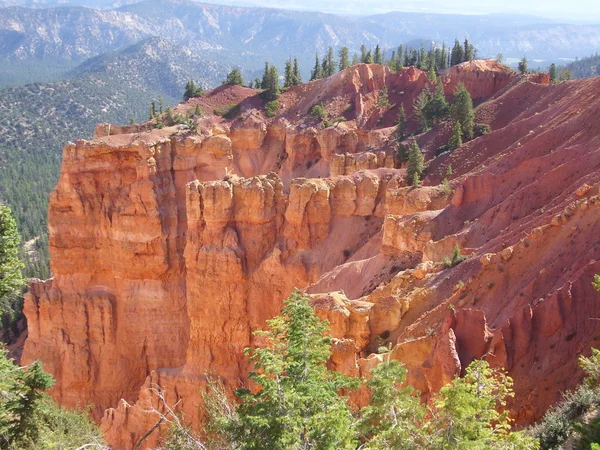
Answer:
[216,290,358,449]
[0,346,105,448]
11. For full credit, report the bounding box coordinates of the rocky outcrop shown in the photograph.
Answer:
[22,62,600,448]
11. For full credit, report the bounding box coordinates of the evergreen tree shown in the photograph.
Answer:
[149,100,157,120]
[322,46,337,77]
[224,68,244,86]
[360,44,368,63]
[261,61,270,89]
[374,45,383,64]
[431,360,539,449]
[263,65,280,102]
[417,44,427,69]
[413,88,433,132]
[423,79,450,125]
[464,38,474,61]
[451,39,465,66]
[448,121,463,150]
[406,140,424,186]
[518,57,528,74]
[451,83,475,140]
[218,291,358,449]
[311,53,322,80]
[365,50,374,64]
[339,46,350,71]
[183,80,204,100]
[549,63,557,82]
[439,42,448,69]
[428,66,437,82]
[292,57,302,86]
[409,49,418,67]
[0,347,105,449]
[0,205,24,319]
[396,45,404,70]
[351,53,360,66]
[284,59,293,88]
[358,360,425,449]
[254,78,261,89]
[395,104,407,140]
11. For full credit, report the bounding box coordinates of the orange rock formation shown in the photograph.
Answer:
[21,61,600,448]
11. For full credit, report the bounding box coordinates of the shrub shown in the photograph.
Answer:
[310,103,326,120]
[474,123,492,137]
[264,100,279,118]
[443,244,467,268]
[214,103,240,119]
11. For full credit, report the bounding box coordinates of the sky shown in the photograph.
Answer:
[204,0,600,22]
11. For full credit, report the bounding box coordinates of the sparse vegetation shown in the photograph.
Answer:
[443,244,467,268]
[310,103,326,120]
[213,103,241,119]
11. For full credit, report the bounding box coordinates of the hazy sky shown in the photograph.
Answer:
[206,0,600,22]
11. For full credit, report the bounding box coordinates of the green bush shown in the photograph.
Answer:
[213,103,240,119]
[310,103,326,120]
[443,244,467,268]
[474,122,492,137]
[264,100,279,118]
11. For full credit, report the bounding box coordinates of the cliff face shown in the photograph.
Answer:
[22,61,600,448]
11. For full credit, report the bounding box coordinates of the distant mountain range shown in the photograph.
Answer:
[0,0,599,87]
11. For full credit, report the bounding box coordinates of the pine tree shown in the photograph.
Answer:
[518,57,528,74]
[311,53,322,80]
[224,68,244,86]
[374,45,383,64]
[431,360,539,449]
[351,53,360,66]
[464,38,474,61]
[395,104,407,140]
[549,63,557,82]
[413,88,432,132]
[365,50,374,64]
[451,39,465,66]
[418,44,427,69]
[451,83,474,140]
[406,140,424,186]
[448,121,463,150]
[439,42,448,69]
[284,59,293,88]
[218,291,358,449]
[360,44,368,63]
[422,79,449,126]
[292,57,302,85]
[358,360,425,449]
[397,45,404,69]
[254,78,261,89]
[261,61,270,89]
[183,80,202,100]
[322,46,337,77]
[0,205,25,318]
[428,65,437,82]
[263,65,280,102]
[409,49,418,66]
[339,47,350,71]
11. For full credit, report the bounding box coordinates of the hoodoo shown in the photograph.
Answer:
[21,61,600,448]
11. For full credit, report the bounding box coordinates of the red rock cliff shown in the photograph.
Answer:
[22,61,600,448]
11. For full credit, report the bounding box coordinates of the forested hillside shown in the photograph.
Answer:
[0,36,227,276]
[564,53,600,79]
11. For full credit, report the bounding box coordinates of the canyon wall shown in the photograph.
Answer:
[22,61,600,448]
